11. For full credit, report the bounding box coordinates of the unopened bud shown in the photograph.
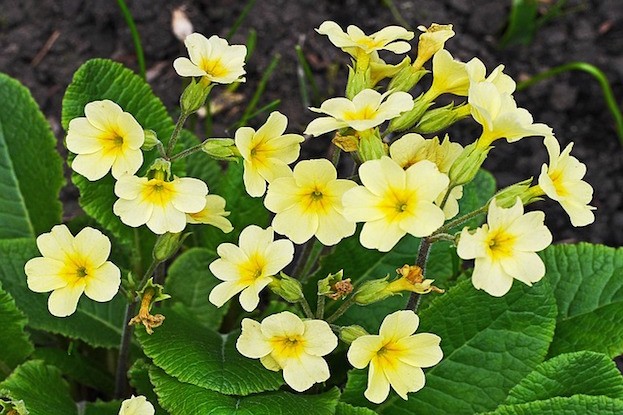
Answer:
[357,129,386,161]
[493,179,540,208]
[153,232,190,262]
[202,138,241,161]
[388,65,428,93]
[268,273,304,303]
[147,158,172,181]
[141,129,161,151]
[180,78,212,114]
[388,94,432,132]
[339,325,370,344]
[414,102,468,135]
[448,142,491,186]
[346,66,371,99]
[353,277,393,305]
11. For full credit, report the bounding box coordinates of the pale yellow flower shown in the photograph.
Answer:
[413,23,455,69]
[186,194,234,233]
[236,311,338,391]
[24,225,121,317]
[457,198,552,297]
[465,58,516,95]
[173,33,246,84]
[427,49,470,98]
[66,100,144,181]
[538,135,595,227]
[304,89,414,136]
[347,310,442,404]
[235,111,304,197]
[209,226,294,312]
[343,156,449,252]
[264,159,357,246]
[119,395,155,415]
[316,21,414,57]
[113,175,208,234]
[389,133,463,218]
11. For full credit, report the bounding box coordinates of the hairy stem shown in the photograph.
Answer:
[326,296,356,324]
[166,112,189,157]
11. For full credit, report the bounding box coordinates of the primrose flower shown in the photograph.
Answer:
[304,89,414,137]
[209,226,294,311]
[235,111,304,197]
[236,311,338,391]
[389,133,463,218]
[457,198,552,297]
[24,225,121,317]
[538,135,595,226]
[427,49,470,98]
[316,21,414,57]
[173,33,246,84]
[264,159,357,246]
[186,194,234,233]
[413,23,455,69]
[465,58,516,95]
[347,310,443,403]
[66,100,144,181]
[113,175,208,235]
[119,395,155,415]
[343,156,449,252]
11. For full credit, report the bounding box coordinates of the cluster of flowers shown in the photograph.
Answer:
[23,20,595,409]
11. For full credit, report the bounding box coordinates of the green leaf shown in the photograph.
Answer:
[128,360,168,415]
[136,308,283,395]
[482,395,623,415]
[452,169,496,231]
[164,248,228,330]
[0,360,78,415]
[343,279,557,414]
[0,238,125,348]
[81,401,122,415]
[149,366,339,415]
[0,73,63,238]
[542,244,623,357]
[505,351,623,404]
[0,284,33,379]
[500,0,539,48]
[336,402,378,415]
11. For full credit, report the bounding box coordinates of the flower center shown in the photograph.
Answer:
[486,230,516,260]
[311,190,323,200]
[76,266,88,278]
[200,58,228,78]
[141,179,177,206]
[271,335,306,359]
[343,105,376,121]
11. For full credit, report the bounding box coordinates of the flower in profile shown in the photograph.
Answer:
[235,111,304,197]
[209,226,294,311]
[236,311,338,391]
[24,225,121,317]
[427,49,470,98]
[316,21,413,57]
[186,194,234,233]
[347,310,443,403]
[173,33,247,84]
[119,395,155,415]
[413,23,455,69]
[343,156,449,252]
[304,89,414,137]
[113,175,208,235]
[66,100,144,181]
[538,135,595,226]
[465,58,516,95]
[389,133,463,218]
[457,198,552,296]
[264,159,357,246]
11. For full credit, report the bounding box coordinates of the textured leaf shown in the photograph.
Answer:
[0,73,63,238]
[505,351,623,404]
[0,238,126,348]
[542,244,623,357]
[164,248,228,330]
[149,366,339,415]
[482,395,623,415]
[0,360,78,415]
[336,402,378,415]
[0,284,33,379]
[128,360,167,415]
[136,309,283,395]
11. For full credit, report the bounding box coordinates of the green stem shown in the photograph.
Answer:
[169,142,205,162]
[434,205,489,236]
[298,240,324,284]
[326,297,356,324]
[316,295,326,319]
[299,297,315,319]
[166,112,189,157]
[114,302,136,398]
[225,0,257,40]
[115,0,145,80]
[517,62,623,144]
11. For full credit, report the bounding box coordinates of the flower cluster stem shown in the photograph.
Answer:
[326,296,356,324]
[299,297,315,319]
[169,142,205,162]
[166,112,190,157]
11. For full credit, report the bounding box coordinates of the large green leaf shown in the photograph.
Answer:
[505,351,623,404]
[149,366,339,415]
[0,238,125,348]
[0,284,33,379]
[0,73,63,238]
[541,244,623,357]
[82,401,122,415]
[343,279,557,414]
[164,248,228,330]
[136,309,283,395]
[128,360,168,415]
[336,402,378,415]
[0,360,78,415]
[482,395,623,414]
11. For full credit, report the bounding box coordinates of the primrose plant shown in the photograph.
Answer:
[2,19,622,415]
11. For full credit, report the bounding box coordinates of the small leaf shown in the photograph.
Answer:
[0,284,33,379]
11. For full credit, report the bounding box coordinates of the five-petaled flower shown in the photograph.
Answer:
[304,89,414,137]
[347,310,443,403]
[236,311,338,391]
[118,395,155,415]
[186,194,234,233]
[538,135,596,227]
[264,159,357,246]
[209,225,294,312]
[24,225,121,317]
[235,111,304,197]
[343,156,449,252]
[173,33,247,84]
[113,175,208,235]
[457,198,552,296]
[66,100,144,181]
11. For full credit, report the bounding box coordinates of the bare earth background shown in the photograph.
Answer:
[0,0,622,245]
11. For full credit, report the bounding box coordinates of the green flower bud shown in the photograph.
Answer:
[414,102,470,135]
[387,94,432,132]
[357,129,386,162]
[346,66,371,99]
[147,158,172,181]
[141,129,161,151]
[180,78,212,115]
[153,232,190,262]
[388,65,428,93]
[353,276,395,305]
[268,272,304,303]
[339,325,370,344]
[493,179,542,208]
[202,138,241,161]
[448,142,491,186]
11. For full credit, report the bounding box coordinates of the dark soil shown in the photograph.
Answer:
[1,0,622,246]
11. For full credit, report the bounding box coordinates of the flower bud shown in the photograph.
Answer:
[346,66,371,99]
[357,129,386,161]
[492,179,540,208]
[387,94,432,132]
[147,158,172,181]
[353,276,394,305]
[413,102,469,135]
[268,272,304,304]
[202,138,241,161]
[448,142,491,186]
[339,325,370,344]
[388,65,428,93]
[413,23,455,70]
[180,78,212,115]
[153,232,190,262]
[141,129,161,151]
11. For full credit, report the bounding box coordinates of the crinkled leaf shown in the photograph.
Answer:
[81,401,122,415]
[128,360,167,415]
[0,284,33,379]
[336,402,378,414]
[482,395,623,415]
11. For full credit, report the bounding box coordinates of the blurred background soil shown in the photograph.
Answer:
[0,0,622,246]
